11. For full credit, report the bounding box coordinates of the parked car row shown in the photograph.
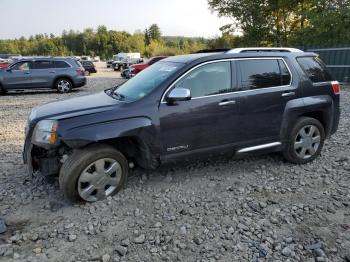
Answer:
[107,53,142,71]
[0,57,86,94]
[121,56,168,79]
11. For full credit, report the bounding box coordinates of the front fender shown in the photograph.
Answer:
[61,117,155,148]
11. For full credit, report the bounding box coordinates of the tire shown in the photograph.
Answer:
[59,144,128,203]
[0,83,7,95]
[283,117,325,164]
[55,78,72,93]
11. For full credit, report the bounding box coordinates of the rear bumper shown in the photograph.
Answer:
[330,107,340,135]
[74,76,86,88]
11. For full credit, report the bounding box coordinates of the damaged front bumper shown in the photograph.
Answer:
[23,132,62,176]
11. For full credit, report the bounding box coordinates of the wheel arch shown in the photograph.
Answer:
[280,96,334,142]
[53,75,74,88]
[61,117,161,169]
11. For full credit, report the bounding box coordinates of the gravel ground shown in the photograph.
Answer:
[0,77,349,262]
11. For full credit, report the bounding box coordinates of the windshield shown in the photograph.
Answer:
[113,55,121,61]
[115,61,183,100]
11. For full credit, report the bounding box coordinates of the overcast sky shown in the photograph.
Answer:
[0,0,232,39]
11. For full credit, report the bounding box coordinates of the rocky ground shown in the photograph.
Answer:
[0,76,349,262]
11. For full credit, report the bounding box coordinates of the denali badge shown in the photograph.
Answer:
[167,145,189,152]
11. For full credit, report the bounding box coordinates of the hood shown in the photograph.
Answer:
[29,91,120,123]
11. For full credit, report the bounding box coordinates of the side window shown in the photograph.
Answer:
[238,59,283,90]
[11,61,32,71]
[34,61,53,69]
[278,60,292,85]
[297,56,333,83]
[174,62,232,98]
[54,61,70,68]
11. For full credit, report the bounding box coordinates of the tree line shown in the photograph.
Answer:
[0,0,349,59]
[0,24,208,59]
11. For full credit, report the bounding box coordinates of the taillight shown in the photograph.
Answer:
[76,67,85,76]
[331,81,340,95]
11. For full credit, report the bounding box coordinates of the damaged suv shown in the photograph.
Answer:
[23,48,340,203]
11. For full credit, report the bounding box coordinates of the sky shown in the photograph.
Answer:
[0,0,232,39]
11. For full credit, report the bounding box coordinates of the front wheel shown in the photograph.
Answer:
[283,117,325,164]
[0,84,7,95]
[59,144,128,203]
[55,78,72,93]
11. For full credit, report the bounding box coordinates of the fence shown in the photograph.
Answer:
[305,47,350,83]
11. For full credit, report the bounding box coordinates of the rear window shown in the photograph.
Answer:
[54,60,70,68]
[81,61,93,66]
[297,56,333,83]
[238,59,291,90]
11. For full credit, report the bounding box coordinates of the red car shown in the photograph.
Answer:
[0,62,9,69]
[129,56,167,75]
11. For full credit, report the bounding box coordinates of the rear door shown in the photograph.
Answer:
[31,60,55,87]
[236,58,296,144]
[5,61,34,89]
[159,61,240,156]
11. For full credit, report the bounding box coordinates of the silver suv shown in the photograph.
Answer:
[0,57,86,94]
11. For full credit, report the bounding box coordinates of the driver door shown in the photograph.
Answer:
[5,61,34,89]
[159,61,240,157]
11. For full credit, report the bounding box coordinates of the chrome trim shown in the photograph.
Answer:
[281,92,295,97]
[160,57,293,103]
[237,142,282,153]
[218,100,236,106]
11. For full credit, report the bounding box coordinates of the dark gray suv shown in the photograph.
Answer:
[0,57,86,94]
[23,48,340,203]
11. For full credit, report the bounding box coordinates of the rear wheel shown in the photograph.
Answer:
[59,144,128,203]
[55,78,72,93]
[283,117,325,164]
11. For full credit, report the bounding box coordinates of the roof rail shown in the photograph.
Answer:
[226,47,304,54]
[195,48,231,54]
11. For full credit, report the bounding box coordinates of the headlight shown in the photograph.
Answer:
[32,120,59,146]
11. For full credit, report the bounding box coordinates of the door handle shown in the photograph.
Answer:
[219,100,236,106]
[282,91,295,97]
[49,71,56,73]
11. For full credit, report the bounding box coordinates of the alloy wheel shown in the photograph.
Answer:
[78,158,122,202]
[57,80,71,93]
[294,125,321,159]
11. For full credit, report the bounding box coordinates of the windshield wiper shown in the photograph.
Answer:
[112,91,125,100]
[105,86,125,100]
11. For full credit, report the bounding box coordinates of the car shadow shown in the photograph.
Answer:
[29,151,285,207]
[2,88,83,96]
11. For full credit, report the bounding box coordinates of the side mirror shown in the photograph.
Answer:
[6,68,12,72]
[166,88,191,103]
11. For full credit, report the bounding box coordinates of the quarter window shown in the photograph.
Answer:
[174,62,232,98]
[238,59,289,90]
[297,56,332,83]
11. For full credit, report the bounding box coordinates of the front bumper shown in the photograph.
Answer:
[23,133,33,174]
